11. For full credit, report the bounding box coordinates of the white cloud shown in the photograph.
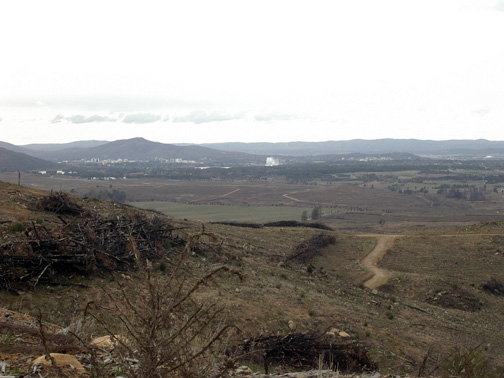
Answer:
[173,110,244,124]
[51,114,65,124]
[50,114,117,124]
[66,115,117,124]
[254,114,293,122]
[122,113,162,124]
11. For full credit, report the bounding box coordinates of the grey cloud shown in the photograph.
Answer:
[173,110,244,124]
[122,113,162,124]
[50,114,117,124]
[254,113,293,122]
[51,114,65,123]
[162,116,170,122]
[66,115,118,123]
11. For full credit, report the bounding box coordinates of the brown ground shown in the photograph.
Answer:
[360,235,399,289]
[3,172,504,233]
[2,180,504,376]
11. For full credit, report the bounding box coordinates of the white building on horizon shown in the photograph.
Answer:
[266,157,280,166]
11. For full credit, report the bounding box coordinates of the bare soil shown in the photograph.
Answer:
[360,235,399,289]
[2,179,504,376]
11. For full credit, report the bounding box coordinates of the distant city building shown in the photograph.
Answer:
[266,157,280,166]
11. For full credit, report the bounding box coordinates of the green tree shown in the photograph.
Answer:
[301,210,308,222]
[311,206,321,220]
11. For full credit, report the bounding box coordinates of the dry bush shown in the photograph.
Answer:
[482,277,504,296]
[38,191,84,215]
[211,220,333,230]
[426,288,482,312]
[441,346,504,378]
[287,233,337,263]
[0,207,180,289]
[238,332,376,373]
[79,229,242,378]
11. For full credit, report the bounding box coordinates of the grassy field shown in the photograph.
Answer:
[2,171,504,232]
[133,201,313,222]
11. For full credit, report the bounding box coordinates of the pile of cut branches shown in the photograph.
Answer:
[286,233,336,263]
[38,191,85,216]
[0,193,184,289]
[239,332,376,373]
[482,277,504,296]
[212,220,333,230]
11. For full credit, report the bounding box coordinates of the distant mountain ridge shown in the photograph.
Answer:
[197,139,504,157]
[4,137,261,164]
[20,140,109,151]
[3,139,504,165]
[0,147,56,171]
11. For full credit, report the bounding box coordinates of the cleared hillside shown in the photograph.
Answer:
[1,181,504,376]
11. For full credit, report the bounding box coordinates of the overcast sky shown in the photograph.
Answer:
[1,0,504,145]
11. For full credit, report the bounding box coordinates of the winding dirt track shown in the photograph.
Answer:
[358,232,503,290]
[359,235,399,290]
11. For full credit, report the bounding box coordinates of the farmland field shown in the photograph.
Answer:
[133,201,312,222]
[2,169,504,232]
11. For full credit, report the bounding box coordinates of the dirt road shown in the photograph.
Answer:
[360,235,398,290]
[358,232,503,290]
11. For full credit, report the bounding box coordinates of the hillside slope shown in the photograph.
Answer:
[0,147,57,171]
[199,139,504,157]
[21,137,262,164]
[1,181,504,376]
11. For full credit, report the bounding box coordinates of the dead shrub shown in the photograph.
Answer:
[426,288,482,312]
[78,229,242,378]
[238,331,376,373]
[482,277,504,296]
[38,191,84,216]
[287,233,336,263]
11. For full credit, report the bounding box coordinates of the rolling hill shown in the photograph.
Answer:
[0,147,57,171]
[1,182,504,377]
[19,140,109,151]
[198,139,504,157]
[12,137,263,164]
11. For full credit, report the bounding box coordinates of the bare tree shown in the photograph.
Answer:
[83,227,242,378]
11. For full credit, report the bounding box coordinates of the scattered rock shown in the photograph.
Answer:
[326,327,339,337]
[339,331,351,338]
[90,334,126,351]
[235,365,252,375]
[288,320,297,330]
[32,353,86,373]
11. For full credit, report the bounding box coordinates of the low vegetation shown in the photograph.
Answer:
[2,155,504,377]
[239,332,376,373]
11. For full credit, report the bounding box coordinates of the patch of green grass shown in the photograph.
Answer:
[9,222,25,233]
[0,333,16,346]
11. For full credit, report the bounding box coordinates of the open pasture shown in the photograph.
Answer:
[2,171,504,232]
[134,201,312,222]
